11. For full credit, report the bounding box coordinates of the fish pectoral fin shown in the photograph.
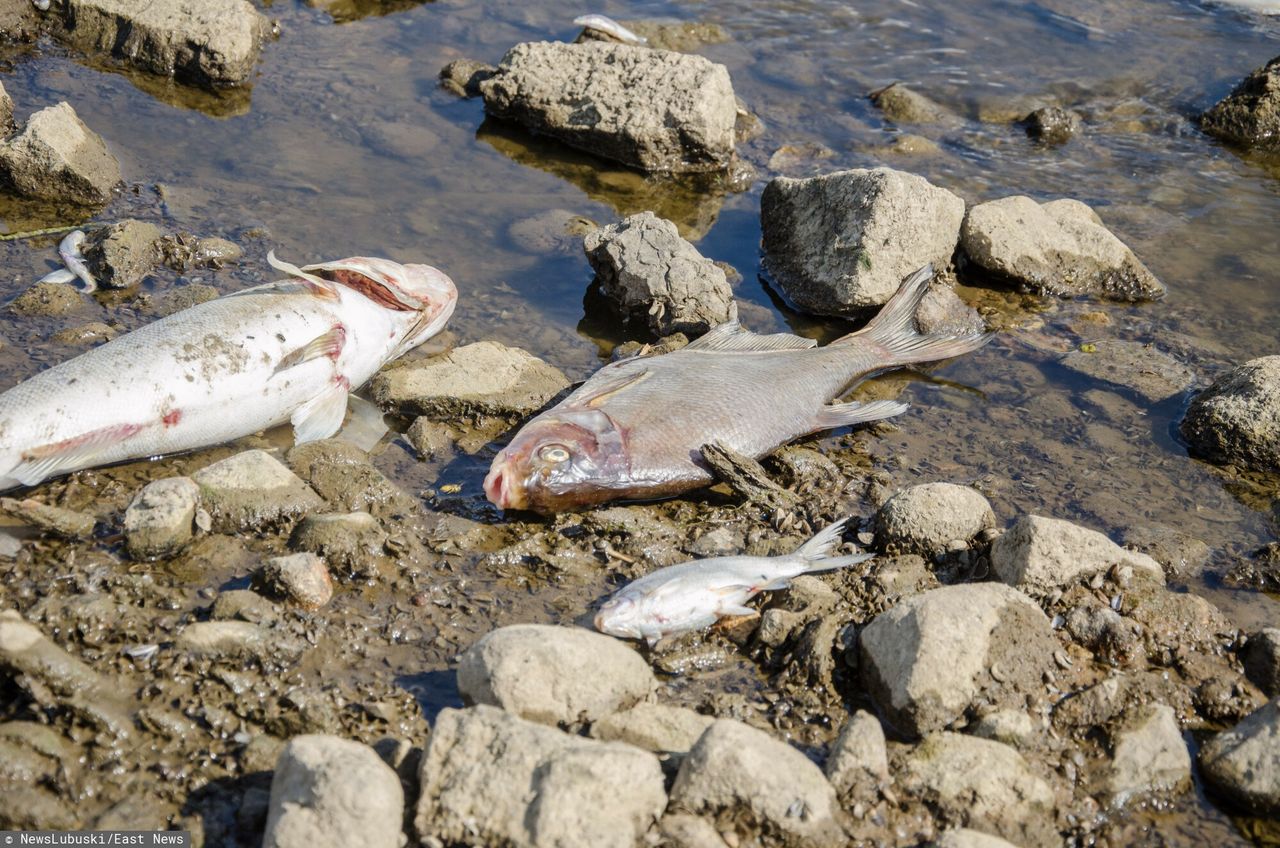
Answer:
[276,325,347,373]
[7,422,145,488]
[717,603,759,618]
[573,369,650,409]
[685,321,817,353]
[335,395,388,452]
[811,399,908,431]
[37,268,77,285]
[291,382,350,445]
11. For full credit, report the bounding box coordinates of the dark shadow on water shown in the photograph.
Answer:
[395,669,462,725]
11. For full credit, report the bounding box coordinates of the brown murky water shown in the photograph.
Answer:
[0,0,1277,844]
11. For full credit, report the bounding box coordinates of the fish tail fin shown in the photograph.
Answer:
[803,552,875,574]
[831,264,990,366]
[792,517,874,574]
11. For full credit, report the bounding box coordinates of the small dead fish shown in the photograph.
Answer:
[594,518,871,646]
[573,14,647,44]
[38,230,96,292]
[486,265,988,512]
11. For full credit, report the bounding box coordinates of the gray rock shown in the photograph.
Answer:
[360,119,439,160]
[7,282,85,316]
[263,735,403,848]
[0,102,120,205]
[0,497,95,540]
[875,482,996,556]
[1105,703,1190,804]
[590,703,714,753]
[825,710,888,795]
[289,512,385,575]
[176,620,284,660]
[871,83,954,124]
[191,450,324,532]
[584,211,734,337]
[990,515,1164,597]
[659,814,729,848]
[1181,355,1280,474]
[286,438,420,519]
[209,589,278,626]
[916,283,986,336]
[1198,698,1280,814]
[1244,629,1280,697]
[1201,54,1280,150]
[1023,106,1080,144]
[1059,339,1194,404]
[859,583,1056,738]
[370,341,569,419]
[1119,524,1210,578]
[0,81,13,135]
[959,196,1165,302]
[670,719,844,847]
[480,41,737,173]
[897,733,1057,848]
[416,705,667,848]
[261,553,333,610]
[931,829,1025,848]
[152,283,219,316]
[83,219,163,289]
[760,167,965,314]
[51,322,116,345]
[457,624,655,726]
[439,58,496,98]
[123,477,199,559]
[61,0,270,84]
[688,525,745,558]
[971,709,1041,749]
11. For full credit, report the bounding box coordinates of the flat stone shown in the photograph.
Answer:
[124,477,199,559]
[990,514,1164,597]
[191,450,323,532]
[82,219,163,289]
[1201,54,1280,150]
[590,703,714,753]
[1181,355,1280,474]
[1119,524,1210,578]
[0,497,95,540]
[876,482,996,556]
[1199,698,1280,814]
[825,710,889,795]
[0,102,120,206]
[1059,339,1194,404]
[971,709,1041,749]
[1105,703,1191,804]
[260,553,333,609]
[289,512,386,576]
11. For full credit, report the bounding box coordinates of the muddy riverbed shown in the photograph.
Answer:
[0,0,1278,845]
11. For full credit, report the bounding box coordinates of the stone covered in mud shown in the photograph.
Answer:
[123,476,199,559]
[825,710,889,795]
[0,102,120,205]
[959,196,1165,301]
[760,167,965,314]
[991,514,1164,596]
[1181,355,1280,473]
[1198,698,1280,814]
[1201,54,1280,150]
[875,482,996,556]
[83,219,163,289]
[480,41,737,173]
[872,83,955,125]
[191,449,324,531]
[583,211,734,337]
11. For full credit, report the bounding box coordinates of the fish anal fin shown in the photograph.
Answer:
[292,380,351,445]
[277,324,346,373]
[686,322,817,353]
[811,399,908,432]
[717,603,759,618]
[10,422,145,487]
[335,395,389,452]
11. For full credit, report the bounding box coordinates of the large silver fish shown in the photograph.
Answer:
[485,265,986,512]
[0,253,457,491]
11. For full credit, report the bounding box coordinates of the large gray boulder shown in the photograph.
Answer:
[0,102,120,206]
[262,735,403,848]
[875,482,996,556]
[1198,698,1280,814]
[1181,355,1280,474]
[859,583,1056,737]
[959,196,1165,301]
[761,167,965,314]
[416,705,667,848]
[1201,54,1280,150]
[480,41,737,173]
[990,515,1164,597]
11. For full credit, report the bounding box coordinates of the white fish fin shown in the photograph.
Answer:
[832,265,990,365]
[291,382,350,445]
[7,422,147,488]
[267,251,341,299]
[336,395,389,452]
[573,369,650,408]
[812,399,908,431]
[794,517,851,560]
[685,322,818,353]
[37,268,77,284]
[718,603,759,618]
[803,552,874,574]
[276,324,347,373]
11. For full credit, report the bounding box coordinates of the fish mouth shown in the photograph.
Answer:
[483,460,527,510]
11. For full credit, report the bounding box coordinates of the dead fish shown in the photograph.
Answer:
[485,265,987,512]
[594,518,871,646]
[37,230,96,292]
[0,252,456,490]
[573,14,648,44]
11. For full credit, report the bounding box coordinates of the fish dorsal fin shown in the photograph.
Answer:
[685,322,818,353]
[267,251,340,299]
[571,368,651,409]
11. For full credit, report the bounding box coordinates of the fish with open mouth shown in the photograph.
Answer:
[485,265,987,512]
[0,252,457,491]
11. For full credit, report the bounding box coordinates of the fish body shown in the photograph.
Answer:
[485,265,987,512]
[573,14,648,44]
[0,254,456,491]
[594,518,871,646]
[38,230,95,291]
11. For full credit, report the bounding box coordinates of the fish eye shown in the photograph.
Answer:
[538,444,571,463]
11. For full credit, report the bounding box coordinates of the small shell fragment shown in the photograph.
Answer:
[1053,649,1073,669]
[124,643,159,661]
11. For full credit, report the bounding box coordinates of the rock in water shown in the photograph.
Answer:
[1181,355,1280,474]
[1104,703,1191,805]
[760,167,965,314]
[1198,699,1280,814]
[959,196,1165,302]
[1059,339,1195,404]
[584,212,734,337]
[479,41,737,173]
[990,514,1164,596]
[0,102,121,205]
[1201,54,1280,150]
[83,219,164,289]
[871,83,955,125]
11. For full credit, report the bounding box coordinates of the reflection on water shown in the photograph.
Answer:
[308,0,435,24]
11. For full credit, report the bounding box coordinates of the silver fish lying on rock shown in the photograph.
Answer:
[595,517,871,646]
[573,13,648,44]
[0,252,457,491]
[37,230,96,292]
[485,265,987,512]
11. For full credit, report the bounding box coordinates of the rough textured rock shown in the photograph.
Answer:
[896,733,1057,848]
[82,219,163,289]
[1201,54,1280,150]
[457,624,655,726]
[51,322,116,345]
[61,0,270,85]
[480,41,737,173]
[191,450,324,532]
[971,709,1041,748]
[175,620,298,661]
[959,196,1165,301]
[416,705,667,848]
[1,497,96,540]
[590,703,714,753]
[1119,523,1210,578]
[1105,703,1190,804]
[370,341,569,419]
[670,719,844,847]
[8,282,85,316]
[1181,355,1280,473]
[0,81,13,136]
[0,102,120,205]
[990,515,1164,596]
[931,829,1025,848]
[583,211,734,336]
[289,512,385,575]
[440,58,496,98]
[871,83,953,124]
[875,482,996,556]
[1059,339,1194,404]
[260,553,333,610]
[760,167,965,314]
[123,477,199,559]
[825,710,889,795]
[1244,629,1280,697]
[915,283,986,336]
[860,583,1056,737]
[262,734,403,848]
[1199,698,1280,814]
[1023,106,1080,143]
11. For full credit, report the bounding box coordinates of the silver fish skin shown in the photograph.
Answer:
[0,253,456,491]
[573,14,648,44]
[595,518,871,646]
[485,265,988,512]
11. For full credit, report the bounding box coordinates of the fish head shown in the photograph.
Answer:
[593,594,643,640]
[483,408,630,512]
